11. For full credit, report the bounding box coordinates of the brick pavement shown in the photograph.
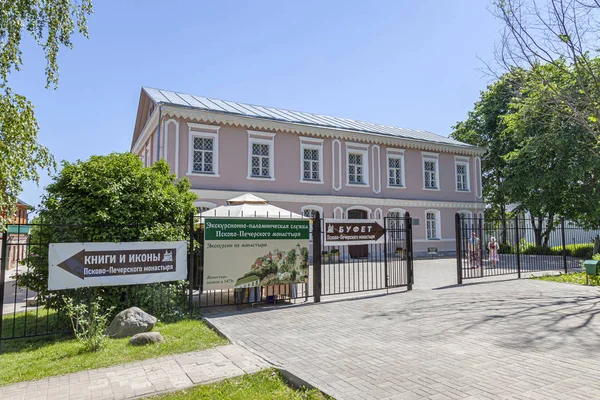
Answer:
[0,344,269,400]
[204,264,600,400]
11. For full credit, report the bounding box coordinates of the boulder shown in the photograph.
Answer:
[107,307,157,338]
[129,332,164,346]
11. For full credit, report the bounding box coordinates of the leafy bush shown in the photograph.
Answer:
[549,243,594,259]
[65,298,115,352]
[498,242,514,254]
[15,153,196,321]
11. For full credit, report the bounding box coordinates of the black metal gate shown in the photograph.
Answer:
[456,214,599,284]
[312,212,413,301]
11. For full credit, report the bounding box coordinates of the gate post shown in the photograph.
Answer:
[514,215,521,279]
[0,230,8,343]
[384,217,388,289]
[455,213,462,285]
[313,212,322,303]
[561,218,568,273]
[405,212,413,291]
[188,212,195,315]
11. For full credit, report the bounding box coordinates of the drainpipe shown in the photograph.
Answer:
[156,105,163,162]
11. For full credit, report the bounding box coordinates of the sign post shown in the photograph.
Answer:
[48,241,187,290]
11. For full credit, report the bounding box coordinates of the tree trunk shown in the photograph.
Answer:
[500,205,508,245]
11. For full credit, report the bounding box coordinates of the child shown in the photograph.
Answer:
[488,236,499,268]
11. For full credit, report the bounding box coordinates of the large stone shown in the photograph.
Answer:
[107,307,157,338]
[129,332,164,346]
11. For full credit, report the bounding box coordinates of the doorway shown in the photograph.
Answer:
[348,209,369,258]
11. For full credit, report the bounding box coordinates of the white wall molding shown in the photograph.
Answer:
[132,110,160,154]
[159,106,486,156]
[191,188,486,209]
[372,145,381,194]
[332,139,342,191]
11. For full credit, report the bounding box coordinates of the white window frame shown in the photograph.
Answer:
[425,209,441,240]
[386,149,406,189]
[299,137,324,184]
[194,201,217,216]
[144,143,151,167]
[455,156,471,192]
[247,131,276,181]
[387,208,406,241]
[422,152,440,191]
[346,205,372,219]
[301,205,324,242]
[346,144,370,186]
[187,124,220,177]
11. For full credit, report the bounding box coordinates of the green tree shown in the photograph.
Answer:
[0,0,92,229]
[502,62,600,239]
[451,69,526,243]
[16,153,196,319]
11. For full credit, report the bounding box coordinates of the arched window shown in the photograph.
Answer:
[458,210,473,232]
[301,205,323,241]
[425,210,441,240]
[387,208,406,241]
[194,201,217,216]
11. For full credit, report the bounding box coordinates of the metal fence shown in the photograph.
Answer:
[1,218,189,346]
[456,214,600,283]
[193,211,414,307]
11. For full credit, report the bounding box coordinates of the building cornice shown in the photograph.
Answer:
[158,105,485,156]
[132,111,160,154]
[191,189,486,210]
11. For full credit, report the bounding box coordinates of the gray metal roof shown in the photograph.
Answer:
[143,87,475,148]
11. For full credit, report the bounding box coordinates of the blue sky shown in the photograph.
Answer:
[14,1,503,207]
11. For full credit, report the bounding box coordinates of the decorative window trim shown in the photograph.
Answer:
[333,206,344,219]
[458,210,473,218]
[346,146,370,186]
[247,131,276,180]
[302,205,323,242]
[422,152,440,191]
[144,142,151,167]
[300,138,324,184]
[386,148,406,189]
[387,208,407,217]
[346,205,372,219]
[187,129,219,176]
[454,156,471,192]
[374,208,383,220]
[425,209,441,240]
[475,157,483,199]
[332,139,342,191]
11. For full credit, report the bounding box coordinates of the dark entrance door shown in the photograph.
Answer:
[348,209,369,258]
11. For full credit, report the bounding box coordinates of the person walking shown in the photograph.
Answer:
[468,232,481,268]
[488,236,499,268]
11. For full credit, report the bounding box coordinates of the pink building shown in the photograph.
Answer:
[130,87,485,255]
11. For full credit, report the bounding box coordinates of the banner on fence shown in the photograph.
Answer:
[48,241,187,290]
[203,218,310,290]
[324,219,385,246]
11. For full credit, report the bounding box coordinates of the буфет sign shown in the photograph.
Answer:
[48,241,187,290]
[324,219,385,246]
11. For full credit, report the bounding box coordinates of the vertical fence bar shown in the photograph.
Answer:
[384,217,388,289]
[455,213,462,285]
[405,212,413,291]
[561,218,568,273]
[313,212,322,303]
[0,230,8,344]
[188,212,195,315]
[478,216,484,277]
[515,215,521,279]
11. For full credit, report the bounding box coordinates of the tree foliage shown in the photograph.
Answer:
[16,153,197,320]
[453,64,600,245]
[0,0,92,229]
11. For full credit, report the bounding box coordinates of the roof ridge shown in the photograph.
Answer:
[142,86,472,148]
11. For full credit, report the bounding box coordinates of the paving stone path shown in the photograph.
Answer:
[205,270,600,400]
[0,344,268,400]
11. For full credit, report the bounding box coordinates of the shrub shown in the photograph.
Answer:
[15,153,196,321]
[498,242,514,254]
[65,297,115,352]
[550,243,594,259]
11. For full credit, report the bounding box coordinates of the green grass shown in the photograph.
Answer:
[0,317,228,385]
[150,369,331,400]
[533,271,600,286]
